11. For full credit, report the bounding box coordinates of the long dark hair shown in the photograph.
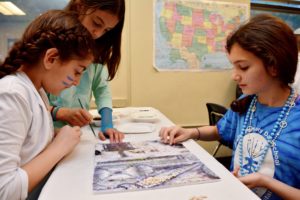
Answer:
[0,10,95,79]
[65,0,125,80]
[226,14,298,114]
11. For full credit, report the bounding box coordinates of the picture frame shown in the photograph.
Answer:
[251,1,300,30]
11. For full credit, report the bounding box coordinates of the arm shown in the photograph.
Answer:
[0,92,81,199]
[98,107,124,143]
[92,65,124,142]
[0,92,31,200]
[22,125,81,191]
[264,176,300,200]
[233,170,300,200]
[159,125,220,145]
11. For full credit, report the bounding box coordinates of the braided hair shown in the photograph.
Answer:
[65,0,125,81]
[0,10,96,79]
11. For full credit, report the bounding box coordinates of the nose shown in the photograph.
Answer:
[73,77,81,86]
[92,28,105,39]
[231,69,241,82]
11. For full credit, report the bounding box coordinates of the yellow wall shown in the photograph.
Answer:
[111,0,250,128]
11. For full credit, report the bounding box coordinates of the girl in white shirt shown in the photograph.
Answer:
[0,10,95,200]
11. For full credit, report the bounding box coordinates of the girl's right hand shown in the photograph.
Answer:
[57,108,93,127]
[159,126,193,145]
[51,125,81,156]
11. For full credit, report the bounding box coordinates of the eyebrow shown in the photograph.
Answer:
[233,60,247,65]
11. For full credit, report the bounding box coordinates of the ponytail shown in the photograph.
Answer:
[0,41,23,78]
[230,95,254,114]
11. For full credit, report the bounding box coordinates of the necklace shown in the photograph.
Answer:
[238,88,297,176]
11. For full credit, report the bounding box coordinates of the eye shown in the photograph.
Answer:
[93,20,102,28]
[75,70,82,76]
[238,64,249,71]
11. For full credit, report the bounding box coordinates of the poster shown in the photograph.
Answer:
[154,0,249,71]
[93,140,220,193]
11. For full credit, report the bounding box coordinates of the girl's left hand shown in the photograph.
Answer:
[98,128,124,143]
[238,173,265,188]
[232,166,266,188]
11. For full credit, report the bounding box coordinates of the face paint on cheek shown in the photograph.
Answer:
[67,75,74,81]
[62,81,72,87]
[62,75,75,87]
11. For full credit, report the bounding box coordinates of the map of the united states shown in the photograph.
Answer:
[154,0,249,71]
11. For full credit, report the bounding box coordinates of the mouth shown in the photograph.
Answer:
[238,84,246,88]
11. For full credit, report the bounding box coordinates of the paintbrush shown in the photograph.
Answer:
[78,98,97,138]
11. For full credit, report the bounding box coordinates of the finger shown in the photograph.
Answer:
[173,134,186,144]
[116,131,124,143]
[73,126,81,131]
[232,166,240,177]
[159,127,166,138]
[98,131,106,141]
[161,127,172,143]
[168,126,180,145]
[72,119,85,127]
[109,132,116,143]
[76,110,91,124]
[119,131,125,141]
[73,126,81,136]
[72,114,88,126]
[80,109,93,122]
[238,176,253,188]
[112,131,120,143]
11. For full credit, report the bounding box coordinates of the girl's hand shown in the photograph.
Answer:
[232,166,240,177]
[51,125,81,156]
[57,108,93,127]
[239,172,266,189]
[159,126,194,145]
[232,166,266,189]
[98,128,124,143]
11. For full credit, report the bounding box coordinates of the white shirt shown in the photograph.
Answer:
[293,53,300,94]
[0,72,53,200]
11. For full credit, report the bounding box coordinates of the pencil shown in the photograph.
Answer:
[78,98,97,138]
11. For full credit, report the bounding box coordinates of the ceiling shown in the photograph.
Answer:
[0,0,69,23]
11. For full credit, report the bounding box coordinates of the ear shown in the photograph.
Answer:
[43,48,59,70]
[268,65,278,77]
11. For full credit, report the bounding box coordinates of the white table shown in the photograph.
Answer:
[39,107,259,200]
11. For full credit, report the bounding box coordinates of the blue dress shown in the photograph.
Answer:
[217,96,300,200]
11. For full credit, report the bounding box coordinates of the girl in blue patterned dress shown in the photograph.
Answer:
[159,14,300,200]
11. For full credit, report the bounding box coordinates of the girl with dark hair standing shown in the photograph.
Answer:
[0,10,95,200]
[48,0,125,143]
[159,14,300,200]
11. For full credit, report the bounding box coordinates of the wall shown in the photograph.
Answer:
[0,22,27,61]
[110,0,249,156]
[110,0,250,127]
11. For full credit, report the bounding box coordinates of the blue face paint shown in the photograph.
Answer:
[62,81,72,87]
[62,75,74,87]
[67,75,74,81]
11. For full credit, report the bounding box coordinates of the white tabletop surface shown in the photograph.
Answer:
[38,107,259,200]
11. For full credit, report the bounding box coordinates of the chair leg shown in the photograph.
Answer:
[212,142,222,157]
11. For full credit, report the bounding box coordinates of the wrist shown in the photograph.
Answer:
[51,106,61,121]
[195,127,201,140]
[54,107,64,121]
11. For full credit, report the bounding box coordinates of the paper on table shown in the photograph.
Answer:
[116,122,156,134]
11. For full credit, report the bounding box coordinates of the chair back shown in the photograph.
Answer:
[206,103,227,125]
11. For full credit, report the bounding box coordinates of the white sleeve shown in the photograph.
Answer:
[0,91,32,200]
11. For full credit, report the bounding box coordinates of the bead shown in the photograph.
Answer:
[238,88,296,176]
